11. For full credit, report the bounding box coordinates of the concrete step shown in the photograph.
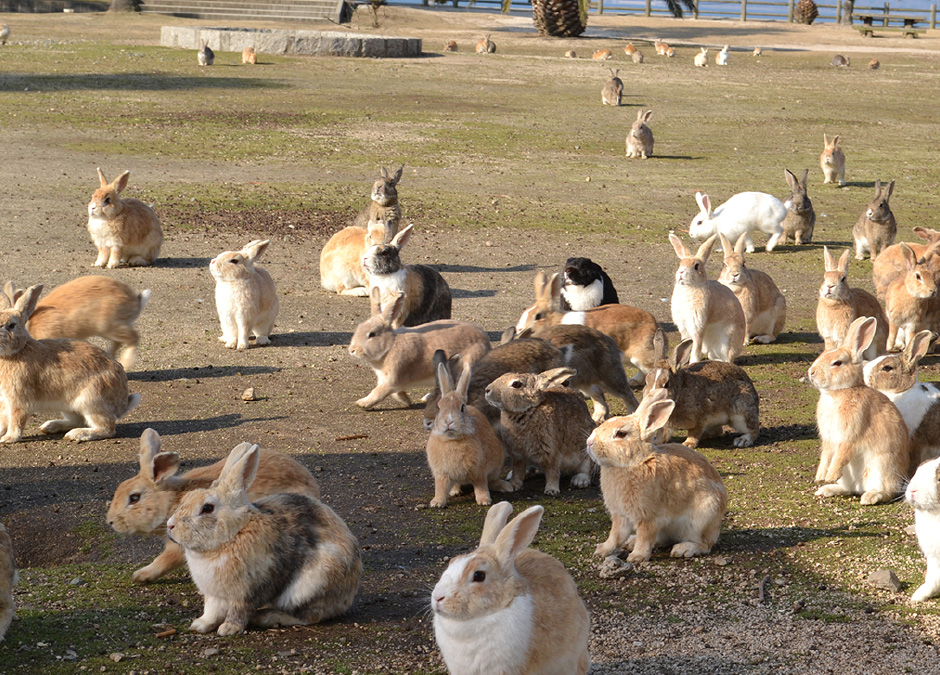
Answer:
[140,0,341,21]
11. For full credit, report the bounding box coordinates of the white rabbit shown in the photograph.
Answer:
[210,240,279,350]
[689,191,787,253]
[906,457,940,602]
[716,45,729,65]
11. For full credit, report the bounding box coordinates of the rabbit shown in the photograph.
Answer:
[752,46,762,56]
[883,243,940,351]
[780,168,815,245]
[559,257,619,311]
[564,49,577,58]
[853,179,897,262]
[873,227,940,299]
[4,276,149,370]
[0,285,140,443]
[210,239,278,350]
[869,58,880,70]
[516,270,660,386]
[587,394,728,562]
[808,316,911,504]
[0,521,16,642]
[444,40,458,52]
[601,68,623,106]
[716,44,729,65]
[654,39,669,56]
[198,40,214,66]
[242,46,257,64]
[816,247,889,359]
[362,224,452,328]
[830,54,850,67]
[905,457,940,602]
[166,444,361,635]
[643,333,760,448]
[623,42,636,55]
[669,233,746,364]
[694,47,709,67]
[592,49,612,60]
[432,502,590,675]
[717,232,787,344]
[0,24,9,45]
[87,168,163,268]
[665,46,676,57]
[349,288,490,410]
[108,428,321,584]
[865,330,940,470]
[626,109,654,159]
[688,190,787,253]
[632,50,645,64]
[320,166,402,296]
[426,362,513,507]
[422,330,564,431]
[820,133,846,186]
[485,367,596,494]
[476,34,496,54]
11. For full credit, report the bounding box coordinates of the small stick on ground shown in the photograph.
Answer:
[335,434,369,441]
[758,575,770,603]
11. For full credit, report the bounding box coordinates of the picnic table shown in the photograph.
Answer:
[854,13,923,37]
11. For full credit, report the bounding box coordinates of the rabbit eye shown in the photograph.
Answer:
[916,273,923,281]
[534,313,544,321]
[840,276,846,283]
[614,428,628,439]
[472,571,486,583]
[128,493,141,505]
[460,404,466,413]
[693,263,700,271]
[103,197,111,205]
[5,321,15,332]
[883,365,893,372]
[201,503,215,514]
[367,331,376,339]
[229,259,238,264]
[832,360,842,367]
[510,380,523,389]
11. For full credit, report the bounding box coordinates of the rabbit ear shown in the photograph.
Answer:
[718,233,732,256]
[694,191,707,213]
[885,180,895,200]
[139,428,163,473]
[241,239,270,262]
[843,316,877,359]
[837,249,851,274]
[548,272,563,301]
[672,338,694,370]
[873,179,881,197]
[538,367,577,389]
[380,166,389,179]
[500,325,517,345]
[437,361,455,395]
[218,441,255,480]
[801,168,809,187]
[643,109,652,122]
[640,399,675,438]
[456,362,472,401]
[390,223,414,248]
[784,169,798,192]
[901,243,917,271]
[533,270,549,301]
[906,330,935,365]
[913,227,940,243]
[823,246,838,271]
[695,234,718,263]
[832,135,840,146]
[734,232,747,254]
[97,167,109,187]
[113,170,130,193]
[369,286,382,316]
[152,451,182,485]
[652,327,667,361]
[516,326,534,339]
[493,505,544,567]
[392,165,404,184]
[480,501,514,547]
[0,290,8,311]
[669,232,690,258]
[382,291,406,326]
[219,444,261,494]
[13,284,42,320]
[3,281,22,304]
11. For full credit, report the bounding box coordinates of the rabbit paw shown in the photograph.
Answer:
[912,584,938,603]
[223,339,238,349]
[733,434,756,448]
[474,494,493,506]
[216,621,245,636]
[671,542,708,558]
[429,498,447,508]
[626,549,651,564]
[254,336,271,346]
[594,542,618,558]
[190,617,220,634]
[448,485,463,497]
[543,486,561,496]
[570,472,591,489]
[0,433,21,444]
[132,565,163,584]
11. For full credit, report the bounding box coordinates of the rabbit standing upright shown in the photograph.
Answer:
[198,40,214,66]
[210,240,278,350]
[167,443,362,635]
[87,168,163,268]
[694,48,709,67]
[715,45,729,65]
[780,168,815,245]
[717,232,786,344]
[816,246,888,358]
[853,179,897,262]
[601,68,623,106]
[432,503,590,674]
[626,109,654,159]
[820,133,846,186]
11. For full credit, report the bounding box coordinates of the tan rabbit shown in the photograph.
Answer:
[669,233,746,363]
[87,168,163,268]
[426,362,512,507]
[444,40,458,52]
[715,44,729,66]
[694,47,709,67]
[564,49,577,58]
[601,68,623,106]
[476,34,496,54]
[654,39,669,56]
[884,243,940,351]
[485,367,596,494]
[4,276,149,370]
[820,133,846,186]
[432,503,590,674]
[241,46,257,64]
[865,330,940,469]
[0,521,16,642]
[853,179,897,262]
[0,285,139,443]
[816,247,888,359]
[210,240,278,350]
[167,444,361,635]
[626,109,654,159]
[588,395,727,561]
[592,48,612,60]
[809,316,911,504]
[717,233,786,343]
[623,42,636,56]
[873,227,940,299]
[107,428,321,583]
[319,166,402,296]
[348,289,490,409]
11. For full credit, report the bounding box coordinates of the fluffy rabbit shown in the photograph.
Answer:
[869,58,880,70]
[426,362,512,507]
[4,276,149,370]
[873,227,940,299]
[883,243,940,351]
[853,179,897,262]
[820,133,846,186]
[363,224,452,328]
[669,233,746,364]
[592,49,613,60]
[816,247,888,359]
[716,44,729,65]
[780,168,815,246]
[632,50,645,63]
[516,270,660,386]
[349,289,490,409]
[108,428,321,584]
[167,444,361,635]
[564,49,577,58]
[210,239,278,350]
[87,168,163,268]
[864,330,940,469]
[623,42,636,55]
[717,232,787,344]
[486,367,596,494]
[905,457,940,602]
[588,395,727,561]
[0,24,9,45]
[626,109,654,159]
[476,34,496,54]
[445,40,459,52]
[0,285,140,443]
[601,68,623,106]
[432,503,590,675]
[198,40,214,66]
[688,191,786,253]
[694,47,709,67]
[643,334,760,448]
[559,257,619,311]
[241,46,257,64]
[830,54,850,67]
[320,166,402,296]
[808,316,911,504]
[654,39,669,56]
[0,522,16,642]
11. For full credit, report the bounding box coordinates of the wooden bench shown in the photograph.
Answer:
[855,14,923,38]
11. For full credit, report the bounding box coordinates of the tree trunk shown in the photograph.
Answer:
[531,0,588,37]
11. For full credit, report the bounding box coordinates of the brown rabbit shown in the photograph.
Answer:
[592,49,613,60]
[87,168,163,268]
[780,168,815,246]
[884,242,940,352]
[717,233,786,344]
[476,34,496,54]
[853,179,897,262]
[816,247,888,359]
[242,47,257,64]
[601,68,623,106]
[626,109,654,159]
[873,227,940,299]
[820,133,846,186]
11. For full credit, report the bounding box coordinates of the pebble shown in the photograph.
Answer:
[868,569,902,592]
[242,387,257,401]
[599,556,634,580]
[202,647,220,658]
[109,653,124,663]
[69,577,86,586]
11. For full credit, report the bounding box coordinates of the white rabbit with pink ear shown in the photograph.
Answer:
[689,191,787,253]
[210,240,279,350]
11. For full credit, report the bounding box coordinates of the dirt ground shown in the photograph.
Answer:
[2,6,940,674]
